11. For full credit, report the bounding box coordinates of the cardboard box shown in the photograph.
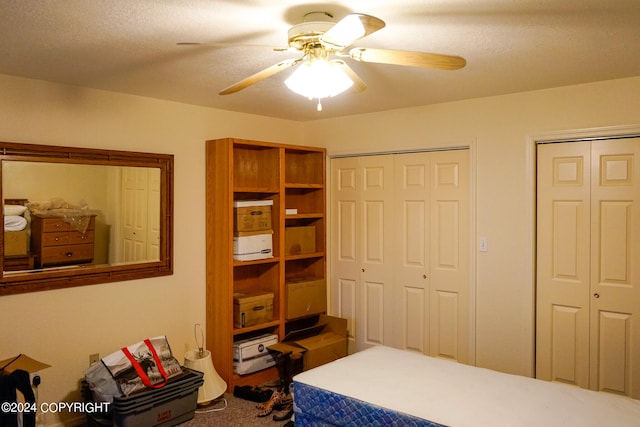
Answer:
[286,277,327,319]
[0,354,50,374]
[233,200,273,232]
[233,291,274,328]
[233,231,273,261]
[284,226,316,255]
[233,333,277,375]
[268,315,347,371]
[4,230,28,255]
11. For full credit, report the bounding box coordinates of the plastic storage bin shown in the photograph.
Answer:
[85,368,204,427]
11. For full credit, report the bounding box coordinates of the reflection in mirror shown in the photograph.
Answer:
[0,141,173,296]
[3,162,161,273]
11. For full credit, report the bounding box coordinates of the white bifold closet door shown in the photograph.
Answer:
[536,137,640,399]
[330,150,470,363]
[120,167,161,263]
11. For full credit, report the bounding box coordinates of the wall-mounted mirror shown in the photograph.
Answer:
[0,141,173,295]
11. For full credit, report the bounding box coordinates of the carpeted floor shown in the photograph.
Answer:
[181,391,293,426]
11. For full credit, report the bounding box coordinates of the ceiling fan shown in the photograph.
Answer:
[214,12,466,110]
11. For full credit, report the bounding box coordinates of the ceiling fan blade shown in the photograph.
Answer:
[333,60,367,93]
[349,47,466,70]
[219,58,300,95]
[322,13,385,48]
[177,41,295,53]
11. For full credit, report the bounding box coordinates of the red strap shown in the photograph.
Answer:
[121,339,168,389]
[143,339,168,383]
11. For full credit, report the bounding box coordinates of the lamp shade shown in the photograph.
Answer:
[184,349,227,405]
[285,58,353,99]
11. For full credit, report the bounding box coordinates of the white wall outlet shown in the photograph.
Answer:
[89,353,100,366]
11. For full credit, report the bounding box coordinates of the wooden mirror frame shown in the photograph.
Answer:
[0,141,173,296]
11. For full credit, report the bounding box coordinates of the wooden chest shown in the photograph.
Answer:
[30,214,96,268]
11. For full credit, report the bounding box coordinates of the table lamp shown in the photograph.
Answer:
[184,324,227,406]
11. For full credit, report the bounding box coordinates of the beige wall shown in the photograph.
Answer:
[0,71,639,425]
[304,76,640,376]
[3,162,110,210]
[0,74,304,426]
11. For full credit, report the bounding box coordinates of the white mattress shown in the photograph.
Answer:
[293,345,640,427]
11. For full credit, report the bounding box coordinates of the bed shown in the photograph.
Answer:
[4,199,29,254]
[292,345,640,427]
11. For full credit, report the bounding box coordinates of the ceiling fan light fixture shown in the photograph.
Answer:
[284,58,354,101]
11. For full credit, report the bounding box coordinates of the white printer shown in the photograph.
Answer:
[233,333,277,375]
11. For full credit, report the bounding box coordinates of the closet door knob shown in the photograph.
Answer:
[593,293,600,299]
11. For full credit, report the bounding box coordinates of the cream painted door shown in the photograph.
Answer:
[331,155,395,352]
[146,168,161,260]
[360,155,396,349]
[536,138,640,398]
[330,156,360,352]
[537,142,591,388]
[426,150,470,361]
[121,167,150,262]
[331,150,470,362]
[392,152,430,352]
[392,151,470,360]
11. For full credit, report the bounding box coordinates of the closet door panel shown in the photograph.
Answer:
[363,201,386,263]
[364,280,385,345]
[429,150,470,362]
[394,153,430,351]
[597,311,631,394]
[589,138,640,398]
[337,200,357,262]
[331,157,361,351]
[538,137,640,399]
[434,201,460,268]
[404,200,427,266]
[536,142,591,387]
[338,277,357,353]
[404,286,427,352]
[551,305,582,384]
[435,290,459,358]
[360,156,395,348]
[362,201,387,345]
[331,150,470,361]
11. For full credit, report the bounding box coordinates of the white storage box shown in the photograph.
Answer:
[233,333,277,375]
[233,231,273,261]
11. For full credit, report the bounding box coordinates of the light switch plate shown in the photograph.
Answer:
[479,237,488,252]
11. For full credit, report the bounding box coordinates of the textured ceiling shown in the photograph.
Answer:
[0,0,639,121]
